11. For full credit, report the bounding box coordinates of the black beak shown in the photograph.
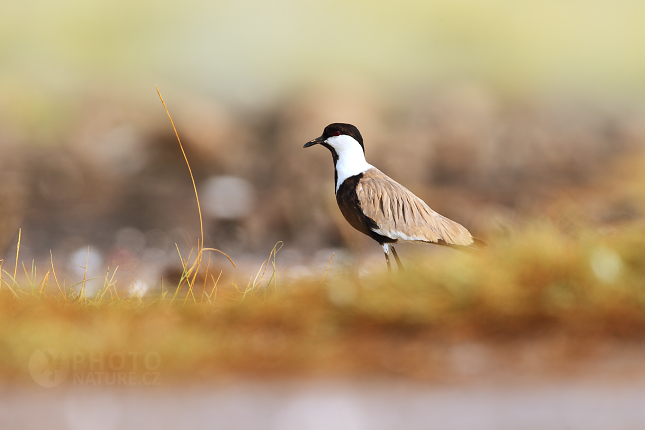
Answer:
[303,136,324,148]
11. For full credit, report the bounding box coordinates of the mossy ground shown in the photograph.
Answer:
[3,217,645,385]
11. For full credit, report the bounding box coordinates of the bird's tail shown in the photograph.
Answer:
[470,238,487,249]
[437,237,487,253]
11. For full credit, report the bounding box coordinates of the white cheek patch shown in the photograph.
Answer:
[328,135,372,192]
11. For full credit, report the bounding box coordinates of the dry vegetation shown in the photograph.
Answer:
[2,173,645,383]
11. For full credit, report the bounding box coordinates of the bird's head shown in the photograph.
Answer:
[303,123,364,155]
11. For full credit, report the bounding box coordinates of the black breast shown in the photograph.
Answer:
[335,174,397,245]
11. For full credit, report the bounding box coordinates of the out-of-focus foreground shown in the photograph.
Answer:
[3,184,645,382]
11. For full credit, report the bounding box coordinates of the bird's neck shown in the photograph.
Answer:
[334,146,372,193]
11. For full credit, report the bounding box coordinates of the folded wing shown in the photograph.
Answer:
[357,169,474,246]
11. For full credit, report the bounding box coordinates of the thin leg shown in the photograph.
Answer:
[391,246,404,272]
[382,243,392,272]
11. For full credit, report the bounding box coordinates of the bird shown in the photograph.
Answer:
[304,123,485,271]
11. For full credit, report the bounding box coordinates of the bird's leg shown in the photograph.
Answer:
[382,243,392,273]
[391,246,404,272]
[384,253,392,272]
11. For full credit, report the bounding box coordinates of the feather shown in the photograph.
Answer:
[357,168,475,246]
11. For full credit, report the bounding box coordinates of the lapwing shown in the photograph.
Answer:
[304,123,485,271]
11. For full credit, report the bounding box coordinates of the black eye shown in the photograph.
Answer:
[333,131,340,136]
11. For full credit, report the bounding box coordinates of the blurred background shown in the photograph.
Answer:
[3,0,645,428]
[2,0,645,282]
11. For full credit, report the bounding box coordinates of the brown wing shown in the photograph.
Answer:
[357,168,474,246]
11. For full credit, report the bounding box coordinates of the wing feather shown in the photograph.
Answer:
[358,169,474,246]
